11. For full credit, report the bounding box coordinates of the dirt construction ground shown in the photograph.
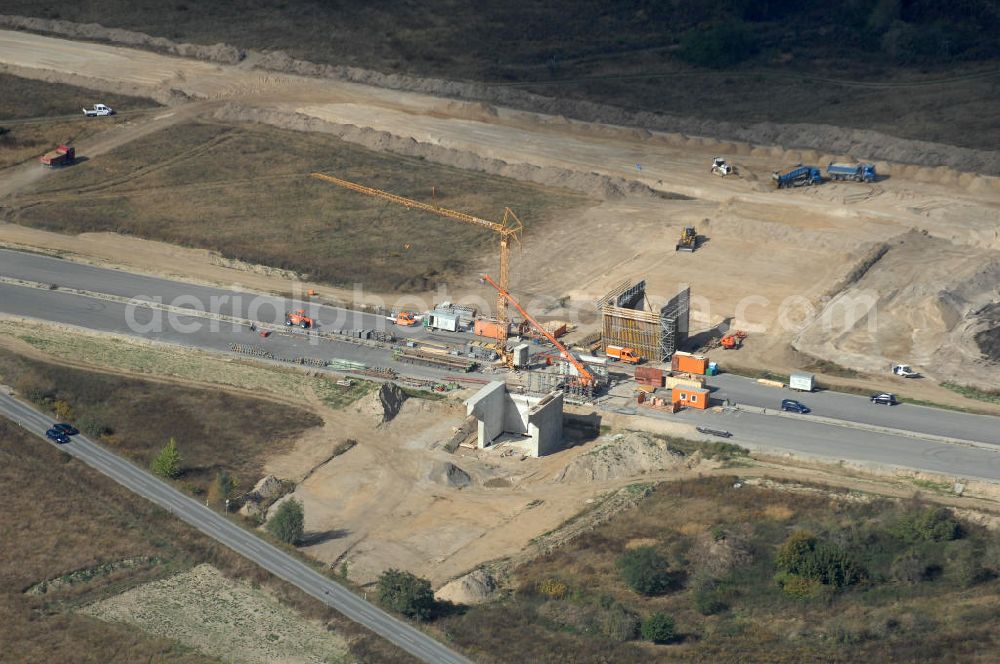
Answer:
[1,25,1000,613]
[1,28,998,396]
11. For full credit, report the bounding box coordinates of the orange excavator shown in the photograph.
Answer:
[285,309,314,329]
[720,329,747,350]
[482,274,595,387]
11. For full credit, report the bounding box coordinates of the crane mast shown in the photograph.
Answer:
[482,273,595,387]
[310,172,522,364]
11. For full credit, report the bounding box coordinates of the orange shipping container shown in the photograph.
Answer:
[671,386,710,410]
[672,351,708,375]
[474,319,504,339]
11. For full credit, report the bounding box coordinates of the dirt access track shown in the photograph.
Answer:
[0,29,998,390]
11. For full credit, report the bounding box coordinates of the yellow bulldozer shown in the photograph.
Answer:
[676,226,698,252]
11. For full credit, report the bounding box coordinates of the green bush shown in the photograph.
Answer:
[266,498,304,545]
[949,542,992,588]
[775,572,825,599]
[775,530,864,588]
[890,549,926,584]
[150,437,182,479]
[207,470,237,509]
[617,546,675,596]
[16,374,56,404]
[78,414,112,438]
[641,612,675,644]
[376,569,436,621]
[892,507,962,543]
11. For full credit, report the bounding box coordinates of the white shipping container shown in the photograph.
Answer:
[426,310,459,332]
[789,372,815,392]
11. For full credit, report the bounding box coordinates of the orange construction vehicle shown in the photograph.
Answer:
[393,311,418,326]
[482,274,595,387]
[285,309,314,329]
[40,144,75,167]
[605,345,641,364]
[719,330,748,350]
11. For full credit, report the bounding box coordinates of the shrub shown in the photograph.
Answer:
[376,569,436,621]
[617,546,675,596]
[775,530,864,588]
[207,470,237,509]
[776,530,817,572]
[16,374,55,404]
[150,437,182,479]
[600,602,640,642]
[538,578,568,600]
[775,572,824,599]
[53,400,74,421]
[893,507,962,543]
[641,612,675,644]
[890,550,926,584]
[78,414,112,438]
[949,542,992,588]
[266,498,304,545]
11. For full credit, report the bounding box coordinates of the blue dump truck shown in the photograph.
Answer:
[826,162,877,182]
[772,165,822,189]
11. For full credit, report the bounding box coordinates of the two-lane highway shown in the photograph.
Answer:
[0,392,472,664]
[708,374,1000,446]
[0,247,453,336]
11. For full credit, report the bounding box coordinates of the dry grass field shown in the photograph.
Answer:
[0,346,322,494]
[4,3,996,150]
[440,477,1000,663]
[9,120,587,291]
[0,380,418,663]
[0,73,158,169]
[0,419,219,663]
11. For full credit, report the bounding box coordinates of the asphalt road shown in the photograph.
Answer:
[0,280,420,374]
[0,391,472,664]
[0,247,459,338]
[708,374,1000,446]
[663,406,1000,482]
[3,247,1000,481]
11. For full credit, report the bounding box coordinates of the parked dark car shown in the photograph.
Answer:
[53,423,79,436]
[781,399,810,414]
[45,428,70,444]
[870,392,898,406]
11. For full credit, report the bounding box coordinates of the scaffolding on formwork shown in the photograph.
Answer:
[601,305,662,361]
[595,278,635,310]
[521,368,595,401]
[660,286,690,359]
[599,281,690,363]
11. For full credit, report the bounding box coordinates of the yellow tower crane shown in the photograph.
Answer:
[309,172,523,364]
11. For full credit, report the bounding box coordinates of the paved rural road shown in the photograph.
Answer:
[0,392,473,664]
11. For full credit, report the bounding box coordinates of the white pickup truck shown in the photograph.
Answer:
[82,104,114,117]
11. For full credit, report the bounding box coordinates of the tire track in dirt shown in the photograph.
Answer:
[27,125,238,198]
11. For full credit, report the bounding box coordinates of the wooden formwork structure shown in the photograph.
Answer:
[600,281,689,363]
[601,305,663,362]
